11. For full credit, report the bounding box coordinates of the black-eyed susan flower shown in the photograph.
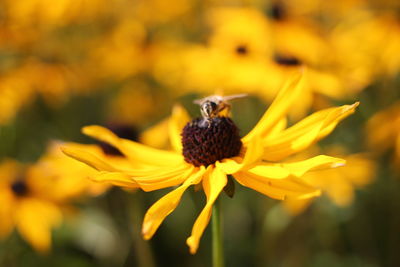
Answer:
[0,159,62,253]
[62,74,359,254]
[0,141,127,252]
[150,6,348,120]
[29,142,112,201]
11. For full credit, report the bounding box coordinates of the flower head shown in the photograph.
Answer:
[63,73,359,253]
[0,159,62,253]
[0,141,117,252]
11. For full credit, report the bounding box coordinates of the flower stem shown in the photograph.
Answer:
[212,197,224,267]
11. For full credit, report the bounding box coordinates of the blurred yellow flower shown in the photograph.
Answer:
[106,81,169,126]
[0,60,92,125]
[0,140,125,252]
[4,0,108,28]
[151,7,347,119]
[132,0,193,24]
[367,102,400,166]
[0,159,62,253]
[330,11,400,91]
[16,60,82,105]
[0,74,34,125]
[207,7,272,59]
[63,73,358,253]
[29,142,111,202]
[87,18,147,80]
[283,147,376,215]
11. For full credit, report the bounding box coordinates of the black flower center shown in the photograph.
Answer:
[10,180,29,197]
[270,3,286,21]
[235,45,248,55]
[100,124,138,156]
[181,117,242,167]
[274,54,302,66]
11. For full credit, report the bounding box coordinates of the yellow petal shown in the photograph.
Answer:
[317,102,359,139]
[16,198,62,253]
[282,155,346,177]
[324,173,355,206]
[83,125,183,166]
[139,118,170,149]
[91,171,138,188]
[267,117,287,139]
[242,71,304,143]
[247,164,291,179]
[283,198,313,216]
[308,69,345,99]
[0,189,14,238]
[142,166,206,240]
[61,146,117,172]
[134,165,195,191]
[217,135,264,174]
[234,171,320,201]
[263,102,359,161]
[168,105,191,153]
[186,166,227,254]
[0,159,22,186]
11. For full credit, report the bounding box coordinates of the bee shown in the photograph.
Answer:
[194,94,247,126]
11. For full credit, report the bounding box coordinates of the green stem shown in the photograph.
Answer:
[129,193,156,267]
[212,197,224,267]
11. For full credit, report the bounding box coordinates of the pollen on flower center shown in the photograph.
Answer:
[10,180,29,197]
[181,117,242,167]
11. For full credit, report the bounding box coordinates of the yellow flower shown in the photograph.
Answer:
[132,0,193,25]
[330,12,400,90]
[151,7,347,119]
[106,81,170,126]
[4,0,108,27]
[63,74,358,254]
[0,73,34,125]
[0,159,62,253]
[283,146,376,215]
[0,141,126,252]
[366,102,400,166]
[87,18,147,80]
[0,60,95,124]
[28,142,111,202]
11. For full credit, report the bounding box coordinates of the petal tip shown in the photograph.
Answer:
[186,237,198,254]
[142,223,152,240]
[348,102,360,110]
[60,146,75,158]
[352,101,360,108]
[331,161,346,168]
[81,125,98,135]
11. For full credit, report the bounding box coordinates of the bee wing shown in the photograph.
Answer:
[194,94,247,104]
[193,98,204,105]
[222,93,248,102]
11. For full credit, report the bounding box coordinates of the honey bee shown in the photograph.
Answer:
[194,94,247,126]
